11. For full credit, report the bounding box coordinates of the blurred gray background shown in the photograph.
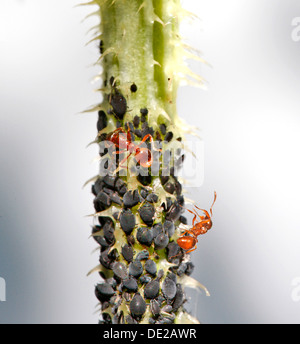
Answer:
[0,0,300,323]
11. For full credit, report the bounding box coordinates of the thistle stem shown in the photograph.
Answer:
[84,0,203,325]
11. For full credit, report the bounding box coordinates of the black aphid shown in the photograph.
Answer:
[140,108,148,116]
[156,130,162,141]
[107,191,122,206]
[102,220,115,244]
[160,174,169,186]
[150,299,160,318]
[165,200,184,222]
[133,115,140,128]
[185,262,195,276]
[97,110,107,132]
[141,123,154,138]
[111,298,122,315]
[100,313,112,324]
[136,227,154,247]
[163,220,175,237]
[130,293,146,319]
[158,316,174,324]
[112,310,124,324]
[139,202,155,226]
[99,40,104,54]
[162,277,177,301]
[146,193,158,203]
[154,232,169,250]
[123,189,140,208]
[108,247,119,261]
[120,209,136,234]
[138,176,152,188]
[144,259,157,276]
[115,178,127,196]
[179,215,187,225]
[91,224,101,236]
[161,304,173,313]
[110,91,127,119]
[105,277,117,289]
[112,211,120,220]
[152,223,163,238]
[99,248,115,270]
[140,188,148,199]
[172,284,185,311]
[93,234,110,249]
[122,277,138,292]
[164,131,173,142]
[121,244,134,262]
[125,315,138,324]
[95,283,115,302]
[167,242,181,263]
[130,83,137,92]
[127,234,135,246]
[103,174,117,189]
[159,123,166,135]
[94,191,111,211]
[136,249,150,261]
[139,275,152,284]
[134,129,142,138]
[92,178,104,196]
[167,272,177,284]
[157,269,164,280]
[128,260,143,278]
[109,76,115,86]
[176,262,187,276]
[164,182,175,195]
[144,280,160,299]
[112,262,129,281]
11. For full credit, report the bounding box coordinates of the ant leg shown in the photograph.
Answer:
[124,122,133,142]
[180,230,193,237]
[112,152,132,174]
[106,158,117,173]
[138,134,162,152]
[191,213,197,227]
[194,191,217,218]
[185,245,197,254]
[119,152,132,168]
[114,127,125,133]
[194,206,210,220]
[112,149,126,155]
[179,204,198,226]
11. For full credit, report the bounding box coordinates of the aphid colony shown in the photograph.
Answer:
[90,73,216,324]
[91,168,192,323]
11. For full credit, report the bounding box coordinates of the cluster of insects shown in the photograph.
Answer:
[103,77,163,172]
[106,125,161,170]
[177,191,217,254]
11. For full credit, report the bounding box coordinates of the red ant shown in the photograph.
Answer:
[177,191,217,254]
[106,124,161,170]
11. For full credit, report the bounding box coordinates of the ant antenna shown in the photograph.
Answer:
[210,191,217,217]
